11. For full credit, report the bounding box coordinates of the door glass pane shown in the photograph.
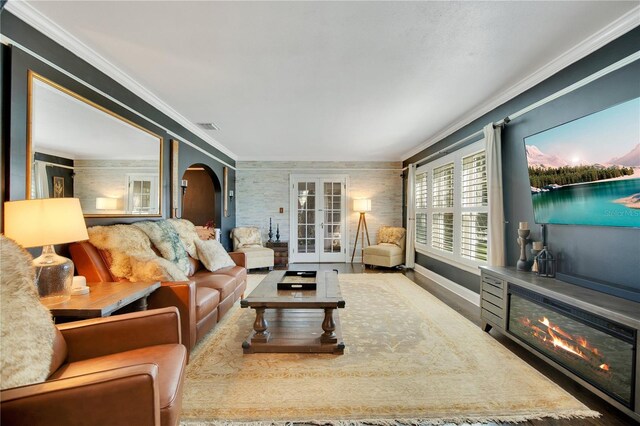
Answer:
[323,181,342,254]
[297,182,316,255]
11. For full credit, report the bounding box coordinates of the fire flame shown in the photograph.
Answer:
[525,317,611,373]
[538,317,588,360]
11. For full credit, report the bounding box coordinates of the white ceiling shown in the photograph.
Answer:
[16,1,640,161]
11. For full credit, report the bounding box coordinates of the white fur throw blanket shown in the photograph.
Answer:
[0,236,55,390]
[132,221,191,276]
[88,225,188,282]
[167,218,200,260]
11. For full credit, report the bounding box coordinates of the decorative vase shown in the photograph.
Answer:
[276,224,280,242]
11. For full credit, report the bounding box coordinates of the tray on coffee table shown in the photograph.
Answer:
[277,270,317,290]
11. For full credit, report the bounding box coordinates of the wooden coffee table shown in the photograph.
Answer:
[240,270,345,354]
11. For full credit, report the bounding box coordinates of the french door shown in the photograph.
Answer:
[290,175,348,263]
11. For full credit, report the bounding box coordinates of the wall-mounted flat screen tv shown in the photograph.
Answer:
[524,97,640,228]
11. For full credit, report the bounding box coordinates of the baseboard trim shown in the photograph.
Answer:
[413,264,480,307]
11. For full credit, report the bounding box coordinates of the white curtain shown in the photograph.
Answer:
[484,123,505,266]
[405,163,416,268]
[33,161,50,198]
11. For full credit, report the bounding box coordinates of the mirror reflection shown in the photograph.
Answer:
[29,72,162,216]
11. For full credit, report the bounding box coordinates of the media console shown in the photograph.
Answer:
[479,266,640,421]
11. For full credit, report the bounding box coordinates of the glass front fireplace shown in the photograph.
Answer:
[508,284,636,407]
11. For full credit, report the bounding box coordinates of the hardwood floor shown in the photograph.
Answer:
[251,263,639,425]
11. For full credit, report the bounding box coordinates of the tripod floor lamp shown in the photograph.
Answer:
[351,199,371,263]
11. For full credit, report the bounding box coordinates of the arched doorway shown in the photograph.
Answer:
[181,164,221,228]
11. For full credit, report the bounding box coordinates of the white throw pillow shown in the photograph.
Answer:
[195,239,236,272]
[0,236,56,390]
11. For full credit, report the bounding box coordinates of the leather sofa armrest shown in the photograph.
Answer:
[58,307,181,363]
[1,364,160,426]
[229,251,247,268]
[147,281,197,356]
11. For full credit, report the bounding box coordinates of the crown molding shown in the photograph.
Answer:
[402,6,640,161]
[4,0,238,161]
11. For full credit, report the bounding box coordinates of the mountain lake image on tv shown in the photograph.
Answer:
[524,97,640,228]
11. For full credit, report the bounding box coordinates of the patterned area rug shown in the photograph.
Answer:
[181,273,599,425]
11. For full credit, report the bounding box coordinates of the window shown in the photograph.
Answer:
[415,171,428,245]
[461,151,488,261]
[431,163,454,253]
[414,140,488,269]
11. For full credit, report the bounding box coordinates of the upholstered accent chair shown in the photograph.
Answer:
[363,226,406,268]
[231,227,274,270]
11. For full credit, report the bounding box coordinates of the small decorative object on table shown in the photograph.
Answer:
[516,221,531,271]
[531,241,543,273]
[536,246,556,277]
[268,218,274,242]
[276,224,280,242]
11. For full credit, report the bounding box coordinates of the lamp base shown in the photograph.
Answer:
[33,245,74,303]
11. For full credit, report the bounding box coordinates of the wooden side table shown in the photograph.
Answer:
[266,241,288,268]
[42,281,160,322]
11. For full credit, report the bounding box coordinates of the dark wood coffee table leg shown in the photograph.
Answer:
[252,307,270,342]
[321,308,337,343]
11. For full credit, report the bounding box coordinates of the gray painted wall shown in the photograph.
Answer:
[405,27,640,298]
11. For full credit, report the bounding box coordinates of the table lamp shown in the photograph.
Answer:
[351,199,371,263]
[95,197,118,210]
[4,198,89,302]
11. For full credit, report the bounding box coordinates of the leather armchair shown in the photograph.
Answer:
[1,307,187,426]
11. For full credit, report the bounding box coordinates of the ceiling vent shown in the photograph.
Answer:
[197,122,220,131]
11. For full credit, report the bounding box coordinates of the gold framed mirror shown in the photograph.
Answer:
[27,71,163,217]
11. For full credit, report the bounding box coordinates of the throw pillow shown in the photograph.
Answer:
[166,218,200,260]
[378,226,406,247]
[130,255,189,282]
[0,236,56,390]
[195,239,236,272]
[232,227,262,249]
[132,221,191,276]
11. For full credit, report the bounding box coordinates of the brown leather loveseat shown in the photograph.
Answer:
[70,240,247,354]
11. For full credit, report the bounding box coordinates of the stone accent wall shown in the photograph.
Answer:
[236,161,403,261]
[74,159,159,214]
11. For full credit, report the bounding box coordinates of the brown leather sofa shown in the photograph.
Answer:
[70,241,247,354]
[1,307,186,426]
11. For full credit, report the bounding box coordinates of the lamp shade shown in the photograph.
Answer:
[353,199,371,213]
[95,197,118,210]
[4,198,89,248]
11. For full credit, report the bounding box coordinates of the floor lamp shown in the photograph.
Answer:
[351,199,371,263]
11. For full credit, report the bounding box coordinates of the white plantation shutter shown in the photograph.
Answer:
[461,152,488,261]
[432,163,454,253]
[432,163,454,208]
[432,212,454,253]
[462,152,487,207]
[415,171,428,245]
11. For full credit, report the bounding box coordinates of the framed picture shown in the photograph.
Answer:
[53,176,64,198]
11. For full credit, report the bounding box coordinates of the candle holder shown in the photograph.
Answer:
[268,218,273,243]
[531,248,541,272]
[517,228,531,271]
[276,224,280,242]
